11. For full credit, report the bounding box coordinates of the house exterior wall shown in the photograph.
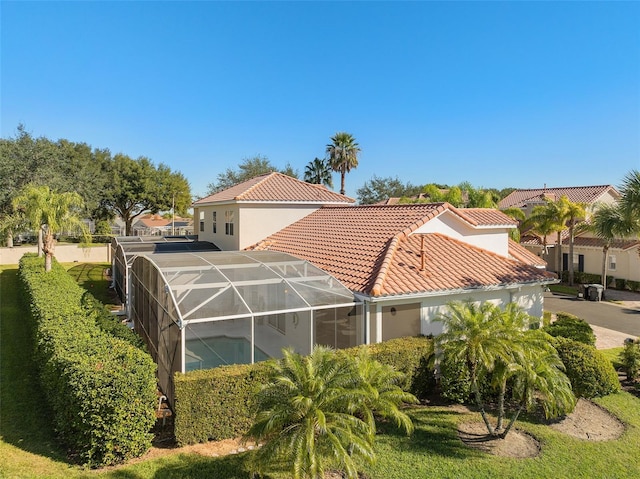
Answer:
[238,205,321,250]
[364,285,546,343]
[195,204,320,251]
[413,211,511,257]
[567,243,640,283]
[194,204,241,250]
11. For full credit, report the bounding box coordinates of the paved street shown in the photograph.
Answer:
[544,292,640,337]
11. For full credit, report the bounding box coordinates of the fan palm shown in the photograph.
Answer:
[326,132,360,195]
[12,184,89,271]
[304,157,333,188]
[619,169,640,234]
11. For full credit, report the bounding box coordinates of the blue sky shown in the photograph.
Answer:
[2,1,639,199]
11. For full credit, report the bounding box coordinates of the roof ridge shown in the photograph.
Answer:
[371,235,402,296]
[397,203,449,237]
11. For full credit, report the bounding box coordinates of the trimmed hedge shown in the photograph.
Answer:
[174,336,433,446]
[553,337,620,398]
[19,254,157,467]
[543,312,596,346]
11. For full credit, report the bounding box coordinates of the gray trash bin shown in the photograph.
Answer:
[588,284,604,301]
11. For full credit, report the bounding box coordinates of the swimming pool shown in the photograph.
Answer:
[185,336,269,371]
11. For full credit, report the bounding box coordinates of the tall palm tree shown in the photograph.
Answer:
[619,169,640,234]
[590,202,636,290]
[13,184,89,271]
[564,198,587,286]
[304,157,333,187]
[326,132,360,195]
[500,207,526,242]
[527,204,561,262]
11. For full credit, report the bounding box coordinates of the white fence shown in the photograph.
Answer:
[0,243,110,265]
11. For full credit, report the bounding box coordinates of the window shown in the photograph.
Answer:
[268,314,286,334]
[212,211,217,234]
[225,210,234,236]
[609,255,617,271]
[199,211,204,232]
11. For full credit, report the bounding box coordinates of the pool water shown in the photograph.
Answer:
[185,336,269,371]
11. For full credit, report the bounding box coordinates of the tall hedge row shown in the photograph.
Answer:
[174,336,433,446]
[19,254,157,467]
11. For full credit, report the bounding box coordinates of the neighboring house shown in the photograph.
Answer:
[500,185,639,284]
[192,172,354,250]
[249,203,556,339]
[131,214,193,236]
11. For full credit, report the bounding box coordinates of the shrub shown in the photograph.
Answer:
[19,254,157,467]
[628,280,640,293]
[552,337,620,398]
[438,349,471,403]
[615,278,628,290]
[620,339,640,381]
[174,336,433,446]
[542,311,552,328]
[544,312,596,346]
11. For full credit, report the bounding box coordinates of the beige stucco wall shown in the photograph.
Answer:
[0,243,110,265]
[366,285,546,342]
[413,210,511,257]
[569,243,640,283]
[194,203,320,251]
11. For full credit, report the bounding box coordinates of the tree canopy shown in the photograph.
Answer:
[304,157,333,188]
[356,175,421,204]
[206,155,298,195]
[326,132,360,196]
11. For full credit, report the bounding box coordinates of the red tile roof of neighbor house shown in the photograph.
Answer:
[498,185,619,209]
[249,203,554,297]
[136,214,171,228]
[561,236,640,251]
[508,239,547,267]
[193,172,355,205]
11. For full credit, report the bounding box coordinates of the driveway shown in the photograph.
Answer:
[544,291,640,338]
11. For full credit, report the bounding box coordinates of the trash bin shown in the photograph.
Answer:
[587,284,604,301]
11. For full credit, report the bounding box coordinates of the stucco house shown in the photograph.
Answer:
[499,185,639,284]
[192,172,354,250]
[248,203,555,340]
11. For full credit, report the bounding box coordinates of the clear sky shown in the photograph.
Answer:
[2,1,639,200]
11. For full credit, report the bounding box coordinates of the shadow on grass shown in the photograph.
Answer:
[0,269,68,462]
[66,263,119,306]
[107,453,255,479]
[376,406,486,460]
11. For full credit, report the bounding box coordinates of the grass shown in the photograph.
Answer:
[548,284,579,296]
[64,262,120,307]
[2,265,640,478]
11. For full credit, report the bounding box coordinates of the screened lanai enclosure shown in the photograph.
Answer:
[130,251,362,404]
[110,235,219,307]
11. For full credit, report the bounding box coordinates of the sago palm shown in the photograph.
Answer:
[244,347,375,479]
[326,132,360,195]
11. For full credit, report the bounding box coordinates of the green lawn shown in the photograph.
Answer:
[64,262,120,307]
[2,265,640,478]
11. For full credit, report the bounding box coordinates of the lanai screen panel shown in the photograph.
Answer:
[111,236,218,304]
[131,251,359,403]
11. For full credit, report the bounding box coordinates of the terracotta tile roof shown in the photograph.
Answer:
[561,236,640,250]
[250,204,554,297]
[136,214,171,228]
[193,172,354,205]
[459,208,517,227]
[508,239,547,267]
[378,234,555,297]
[499,185,619,209]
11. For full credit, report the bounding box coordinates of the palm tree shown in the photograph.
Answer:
[564,198,587,286]
[590,202,636,290]
[503,331,576,438]
[436,301,575,439]
[435,301,512,435]
[304,157,333,188]
[13,184,89,271]
[526,204,561,263]
[500,207,526,242]
[244,347,372,479]
[619,169,640,234]
[326,132,360,195]
[244,346,415,479]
